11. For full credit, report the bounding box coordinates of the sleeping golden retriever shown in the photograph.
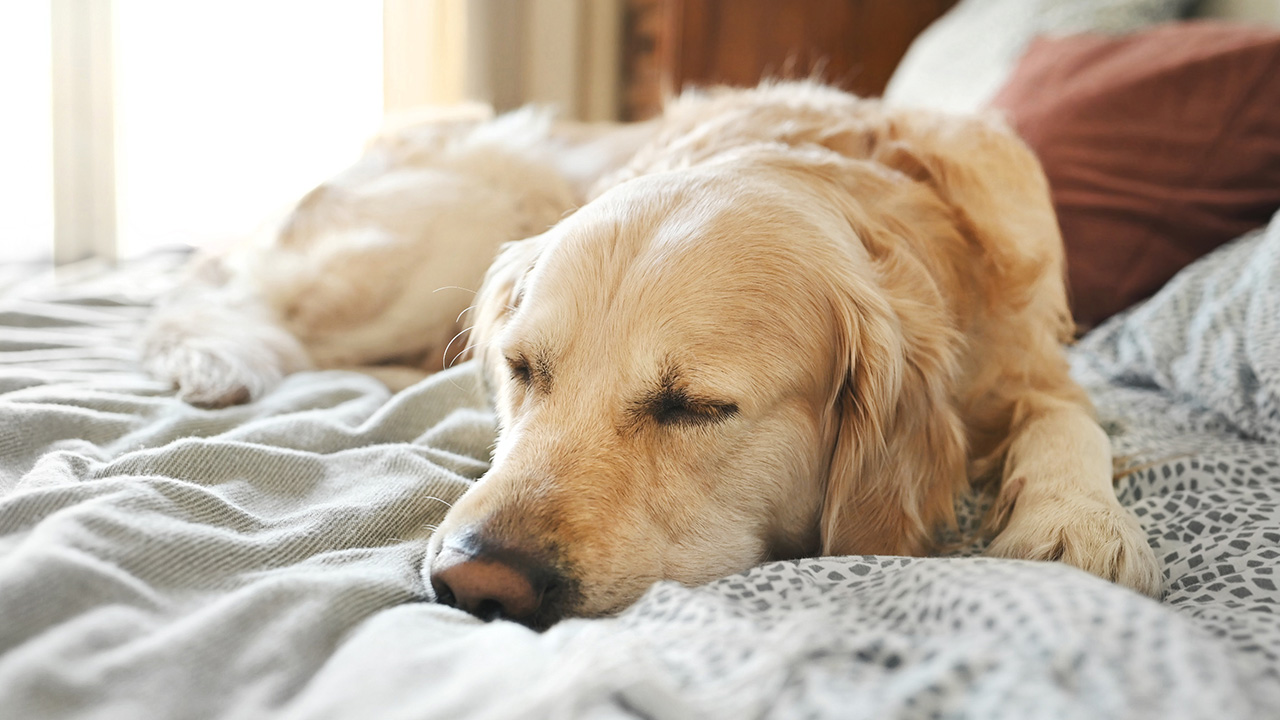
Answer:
[144,82,1162,630]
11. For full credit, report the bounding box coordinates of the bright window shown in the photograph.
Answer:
[0,3,54,264]
[114,0,384,257]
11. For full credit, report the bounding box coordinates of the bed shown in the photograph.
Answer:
[4,2,1280,719]
[2,215,1279,719]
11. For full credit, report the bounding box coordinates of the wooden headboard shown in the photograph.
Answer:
[620,0,958,120]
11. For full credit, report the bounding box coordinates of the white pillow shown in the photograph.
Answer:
[882,0,1194,114]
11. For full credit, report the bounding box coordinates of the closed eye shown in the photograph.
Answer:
[649,392,738,427]
[506,355,532,386]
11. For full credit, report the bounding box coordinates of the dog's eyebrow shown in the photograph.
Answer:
[531,350,553,391]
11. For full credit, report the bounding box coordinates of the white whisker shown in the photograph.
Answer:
[448,342,478,368]
[442,325,475,371]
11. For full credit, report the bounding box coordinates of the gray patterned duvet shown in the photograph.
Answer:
[1,214,1279,720]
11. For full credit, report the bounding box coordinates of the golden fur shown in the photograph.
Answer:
[145,82,1161,626]
[432,83,1161,621]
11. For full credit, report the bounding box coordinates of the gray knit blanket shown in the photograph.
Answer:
[2,213,1279,718]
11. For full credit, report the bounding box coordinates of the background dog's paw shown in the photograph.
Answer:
[144,339,283,409]
[985,492,1163,598]
[141,306,311,409]
[164,346,269,408]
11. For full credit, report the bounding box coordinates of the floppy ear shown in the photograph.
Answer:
[739,141,970,556]
[819,264,969,557]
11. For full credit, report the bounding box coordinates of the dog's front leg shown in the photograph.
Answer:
[984,394,1163,597]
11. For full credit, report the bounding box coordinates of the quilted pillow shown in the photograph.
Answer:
[990,21,1280,328]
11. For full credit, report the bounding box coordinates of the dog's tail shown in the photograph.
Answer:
[140,255,312,408]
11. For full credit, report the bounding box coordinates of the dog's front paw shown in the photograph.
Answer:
[986,490,1163,598]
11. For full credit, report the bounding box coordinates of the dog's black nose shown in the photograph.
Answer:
[429,542,565,629]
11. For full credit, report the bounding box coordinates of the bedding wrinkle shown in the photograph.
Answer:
[0,272,497,717]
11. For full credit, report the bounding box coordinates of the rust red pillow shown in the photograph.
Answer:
[990,22,1280,329]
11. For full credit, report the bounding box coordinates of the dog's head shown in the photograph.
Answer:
[426,146,966,629]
